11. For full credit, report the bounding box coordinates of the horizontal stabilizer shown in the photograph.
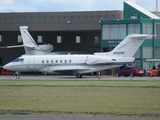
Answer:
[0,45,24,48]
[0,45,36,49]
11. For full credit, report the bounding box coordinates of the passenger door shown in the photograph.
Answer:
[29,57,35,71]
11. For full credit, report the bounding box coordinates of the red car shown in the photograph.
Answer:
[0,68,13,75]
[116,67,144,77]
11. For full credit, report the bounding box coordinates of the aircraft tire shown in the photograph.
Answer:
[76,74,82,78]
[130,73,134,77]
[116,73,120,77]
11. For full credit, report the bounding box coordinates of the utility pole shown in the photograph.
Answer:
[156,0,158,15]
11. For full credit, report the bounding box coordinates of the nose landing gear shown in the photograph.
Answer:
[14,71,21,79]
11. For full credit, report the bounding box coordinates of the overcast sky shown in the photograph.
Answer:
[0,0,159,13]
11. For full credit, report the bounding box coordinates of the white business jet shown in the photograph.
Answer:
[3,26,152,78]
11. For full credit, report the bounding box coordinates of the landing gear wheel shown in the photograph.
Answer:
[130,73,134,77]
[116,73,120,77]
[76,74,82,78]
[14,71,21,79]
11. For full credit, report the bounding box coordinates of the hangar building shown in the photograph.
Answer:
[100,1,160,71]
[0,11,123,65]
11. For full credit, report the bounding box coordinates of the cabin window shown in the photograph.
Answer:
[19,58,24,62]
[51,60,53,63]
[46,60,49,63]
[38,35,43,43]
[12,58,24,62]
[76,36,81,43]
[17,35,22,43]
[56,60,58,63]
[42,60,44,63]
[65,60,67,63]
[60,60,62,63]
[69,60,71,63]
[57,36,63,43]
[12,58,19,62]
[0,35,2,42]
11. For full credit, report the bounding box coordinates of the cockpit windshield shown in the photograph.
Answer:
[12,58,24,62]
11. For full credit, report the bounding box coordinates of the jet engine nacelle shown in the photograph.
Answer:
[86,56,112,64]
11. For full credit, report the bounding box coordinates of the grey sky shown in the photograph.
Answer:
[0,0,159,12]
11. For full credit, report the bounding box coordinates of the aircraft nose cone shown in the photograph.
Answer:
[3,64,11,71]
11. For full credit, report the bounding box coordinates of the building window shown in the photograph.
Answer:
[155,23,160,38]
[57,36,63,43]
[133,48,140,58]
[94,36,99,43]
[0,35,2,42]
[155,47,160,58]
[128,24,140,34]
[119,24,126,39]
[17,35,22,43]
[76,36,81,43]
[143,47,152,58]
[143,61,152,69]
[102,24,126,40]
[111,24,119,39]
[143,23,152,35]
[38,35,43,43]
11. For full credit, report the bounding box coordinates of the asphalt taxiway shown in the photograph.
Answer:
[0,74,160,80]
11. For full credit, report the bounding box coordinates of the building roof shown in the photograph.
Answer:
[124,1,160,19]
[0,11,123,31]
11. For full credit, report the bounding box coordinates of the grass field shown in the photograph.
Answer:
[0,80,160,118]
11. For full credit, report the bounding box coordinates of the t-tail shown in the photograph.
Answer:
[20,26,53,55]
[0,26,53,55]
[95,34,152,57]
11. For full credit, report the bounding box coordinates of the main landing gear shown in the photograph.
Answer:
[96,71,101,79]
[76,74,82,78]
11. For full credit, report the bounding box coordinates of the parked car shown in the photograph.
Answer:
[0,68,13,75]
[116,67,144,77]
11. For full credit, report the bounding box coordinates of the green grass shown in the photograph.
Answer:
[0,80,160,87]
[0,80,160,118]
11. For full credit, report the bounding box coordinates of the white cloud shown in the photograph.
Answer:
[0,0,38,12]
[0,0,15,5]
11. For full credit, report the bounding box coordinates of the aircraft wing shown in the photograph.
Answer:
[0,45,24,48]
[53,66,91,73]
[40,66,94,74]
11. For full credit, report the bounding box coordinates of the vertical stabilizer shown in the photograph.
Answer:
[109,34,152,57]
[94,34,152,57]
[20,26,53,55]
[20,26,38,48]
